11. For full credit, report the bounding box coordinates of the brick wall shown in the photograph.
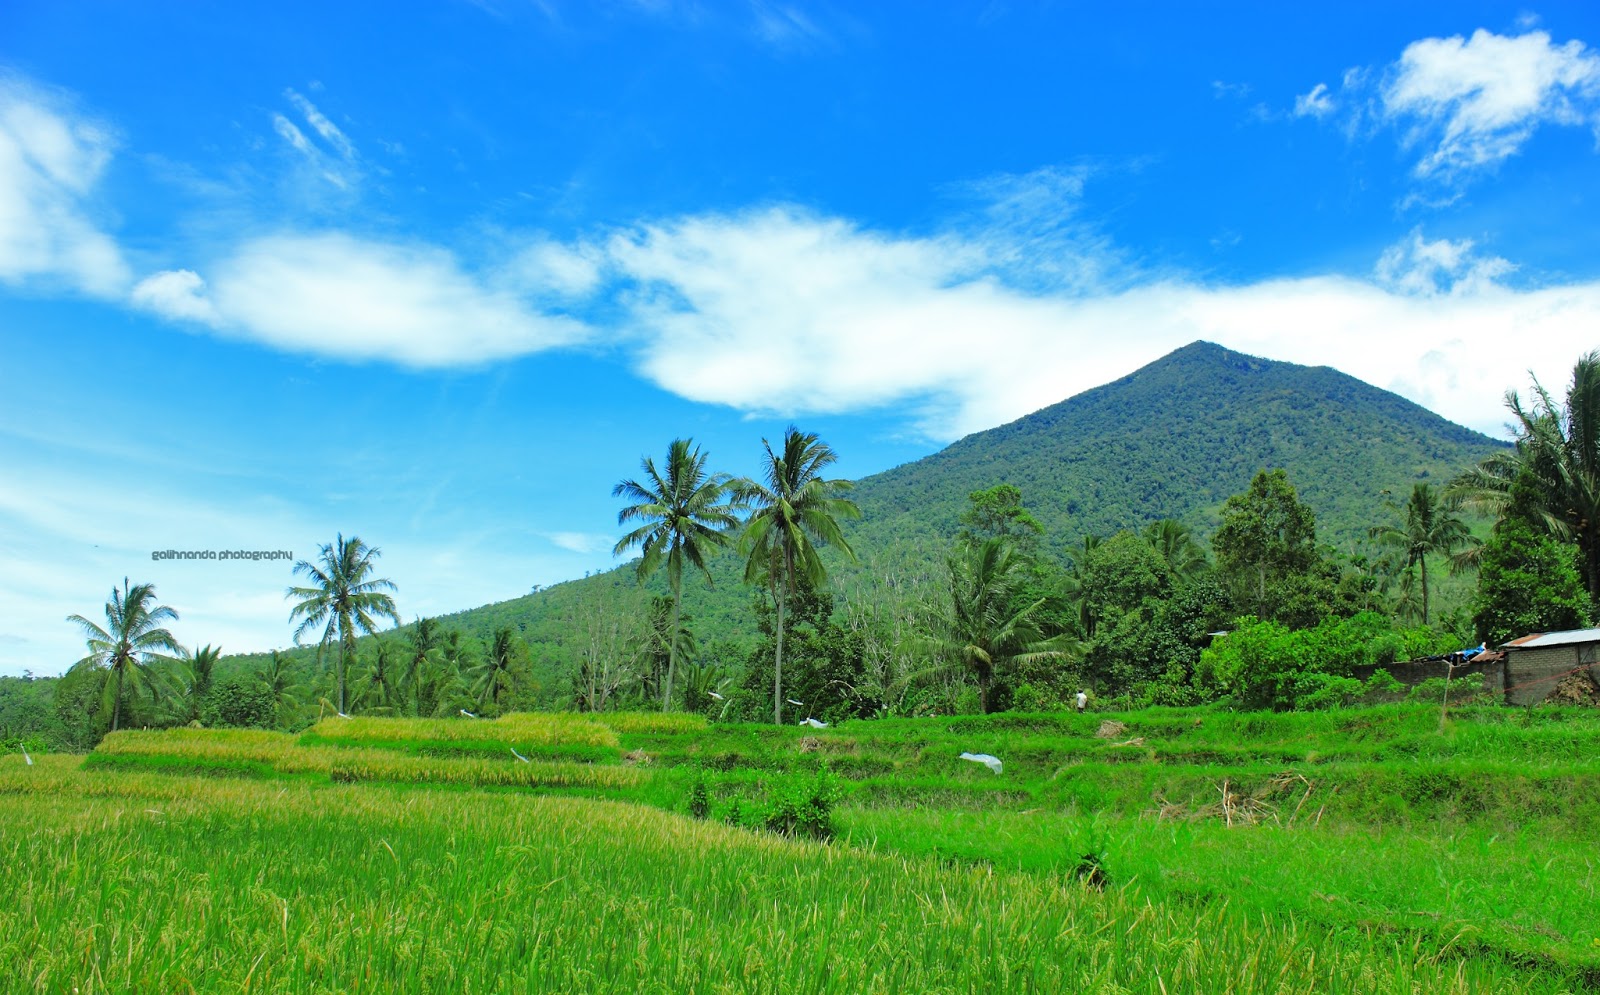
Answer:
[1505,642,1600,706]
[1349,657,1505,701]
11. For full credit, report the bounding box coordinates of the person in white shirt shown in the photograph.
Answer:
[1075,690,1088,714]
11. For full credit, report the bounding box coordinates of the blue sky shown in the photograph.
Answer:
[3,2,1600,675]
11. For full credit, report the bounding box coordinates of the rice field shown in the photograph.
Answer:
[4,703,1597,992]
[0,755,1587,994]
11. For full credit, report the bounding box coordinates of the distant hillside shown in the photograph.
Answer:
[847,340,1500,559]
[228,342,1506,680]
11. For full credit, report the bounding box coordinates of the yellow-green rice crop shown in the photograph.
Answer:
[0,758,1580,994]
[325,752,645,790]
[98,727,301,763]
[304,711,620,748]
[590,710,708,735]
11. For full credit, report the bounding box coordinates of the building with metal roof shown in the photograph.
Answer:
[1499,628,1600,706]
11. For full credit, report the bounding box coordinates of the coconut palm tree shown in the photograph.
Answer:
[256,650,306,727]
[1142,520,1208,581]
[286,534,400,715]
[919,537,1078,714]
[404,616,441,717]
[351,638,402,712]
[66,579,183,732]
[172,644,222,724]
[1453,351,1600,602]
[736,427,860,725]
[1368,482,1478,626]
[614,438,738,712]
[470,626,521,713]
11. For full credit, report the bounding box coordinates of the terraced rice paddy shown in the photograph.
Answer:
[2,703,1597,992]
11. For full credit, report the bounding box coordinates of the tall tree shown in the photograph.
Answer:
[352,638,401,712]
[1213,469,1318,615]
[404,617,441,717]
[1452,351,1600,603]
[737,427,860,725]
[256,650,305,728]
[1142,519,1209,581]
[173,644,222,724]
[613,438,738,712]
[66,579,183,732]
[1471,518,1593,644]
[1368,482,1478,625]
[471,626,521,713]
[286,534,400,715]
[958,484,1044,551]
[922,537,1077,713]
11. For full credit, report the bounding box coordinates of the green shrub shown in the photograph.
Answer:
[763,766,840,841]
[688,775,710,819]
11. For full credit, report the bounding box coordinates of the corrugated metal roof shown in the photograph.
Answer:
[1506,628,1600,649]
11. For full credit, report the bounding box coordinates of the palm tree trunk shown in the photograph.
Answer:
[1587,539,1599,607]
[338,642,347,715]
[112,663,125,732]
[1420,555,1430,626]
[662,588,682,712]
[773,586,787,726]
[978,664,991,715]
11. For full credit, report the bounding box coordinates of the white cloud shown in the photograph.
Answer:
[601,204,1595,441]
[271,88,361,190]
[1384,29,1600,178]
[0,78,130,296]
[545,531,612,554]
[1374,228,1514,296]
[164,232,589,366]
[749,1,832,49]
[285,88,356,161]
[130,268,220,323]
[502,239,606,299]
[1294,82,1336,118]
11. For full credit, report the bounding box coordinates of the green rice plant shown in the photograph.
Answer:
[0,763,1583,994]
[591,710,708,735]
[97,727,301,763]
[324,752,646,790]
[303,711,620,748]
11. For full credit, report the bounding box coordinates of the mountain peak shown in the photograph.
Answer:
[854,342,1502,548]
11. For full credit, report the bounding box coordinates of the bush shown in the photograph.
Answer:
[203,677,277,729]
[762,766,840,841]
[688,775,710,820]
[1195,612,1464,710]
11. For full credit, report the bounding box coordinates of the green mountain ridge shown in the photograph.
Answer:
[231,341,1506,678]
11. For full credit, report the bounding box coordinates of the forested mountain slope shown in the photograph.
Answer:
[229,341,1506,677]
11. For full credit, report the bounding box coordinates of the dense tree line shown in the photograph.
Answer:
[14,351,1598,752]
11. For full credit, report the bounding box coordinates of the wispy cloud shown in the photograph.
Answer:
[1297,27,1600,185]
[600,200,1593,441]
[1293,82,1335,119]
[1374,228,1514,297]
[1384,29,1600,179]
[0,77,130,296]
[750,1,833,50]
[271,88,361,190]
[284,88,356,160]
[135,232,590,366]
[545,531,612,555]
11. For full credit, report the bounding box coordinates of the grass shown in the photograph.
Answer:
[0,755,1586,994]
[14,701,1600,991]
